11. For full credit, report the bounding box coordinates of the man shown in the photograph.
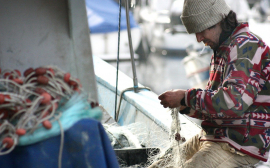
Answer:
[158,0,270,167]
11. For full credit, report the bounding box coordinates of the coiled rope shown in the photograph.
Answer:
[0,66,96,167]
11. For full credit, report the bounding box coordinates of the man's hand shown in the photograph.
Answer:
[158,89,186,108]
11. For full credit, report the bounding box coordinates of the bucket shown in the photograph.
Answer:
[115,148,160,166]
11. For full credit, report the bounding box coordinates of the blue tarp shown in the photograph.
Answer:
[86,0,138,33]
[0,119,120,168]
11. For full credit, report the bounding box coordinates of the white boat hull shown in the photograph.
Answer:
[94,55,201,147]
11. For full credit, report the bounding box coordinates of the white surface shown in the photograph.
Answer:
[0,0,98,101]
[249,19,270,46]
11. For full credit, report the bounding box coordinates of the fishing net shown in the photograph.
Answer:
[103,107,189,168]
[104,123,143,149]
[0,66,99,156]
[145,107,186,168]
[103,120,170,168]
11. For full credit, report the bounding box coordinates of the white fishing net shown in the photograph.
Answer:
[103,107,189,168]
[145,107,186,168]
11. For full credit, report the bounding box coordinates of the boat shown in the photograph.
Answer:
[182,46,213,89]
[249,0,270,23]
[86,0,142,61]
[137,0,205,56]
[0,0,202,167]
[3,0,268,167]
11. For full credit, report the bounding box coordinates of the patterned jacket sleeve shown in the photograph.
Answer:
[185,39,269,119]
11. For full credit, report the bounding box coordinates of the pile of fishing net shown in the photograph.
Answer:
[104,108,188,168]
[0,66,101,155]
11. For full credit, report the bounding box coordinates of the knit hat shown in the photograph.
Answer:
[181,0,231,34]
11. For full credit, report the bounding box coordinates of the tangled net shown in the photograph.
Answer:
[168,107,186,167]
[0,66,97,155]
[104,121,169,168]
[104,107,187,168]
[143,107,186,168]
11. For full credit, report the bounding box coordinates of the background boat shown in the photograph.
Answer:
[86,0,142,61]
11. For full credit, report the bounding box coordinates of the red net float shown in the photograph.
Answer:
[12,78,23,85]
[40,92,51,104]
[3,72,12,79]
[37,76,49,85]
[14,69,21,77]
[23,68,34,77]
[2,137,14,149]
[35,68,47,76]
[42,120,52,129]
[0,94,5,104]
[47,68,55,76]
[16,129,26,136]
[68,80,78,88]
[64,73,71,83]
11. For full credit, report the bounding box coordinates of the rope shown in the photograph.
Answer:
[114,0,153,122]
[115,0,122,121]
[171,107,184,167]
[57,117,64,168]
[115,86,151,122]
[0,66,85,155]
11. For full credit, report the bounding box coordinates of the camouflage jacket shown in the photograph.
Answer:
[185,23,270,161]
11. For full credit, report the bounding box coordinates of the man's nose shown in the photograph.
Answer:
[195,33,204,43]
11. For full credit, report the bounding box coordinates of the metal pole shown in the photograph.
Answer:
[125,0,139,93]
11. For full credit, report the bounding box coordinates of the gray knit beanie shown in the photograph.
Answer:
[181,0,231,34]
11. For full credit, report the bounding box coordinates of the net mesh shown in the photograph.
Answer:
[145,107,186,168]
[103,107,188,168]
[0,66,95,156]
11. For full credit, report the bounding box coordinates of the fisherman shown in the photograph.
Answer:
[156,0,270,167]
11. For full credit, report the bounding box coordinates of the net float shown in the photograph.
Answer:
[2,137,14,149]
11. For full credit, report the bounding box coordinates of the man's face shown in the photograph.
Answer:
[195,22,222,50]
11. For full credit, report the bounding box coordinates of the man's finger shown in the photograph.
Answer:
[160,100,166,104]
[160,101,168,107]
[158,94,165,100]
